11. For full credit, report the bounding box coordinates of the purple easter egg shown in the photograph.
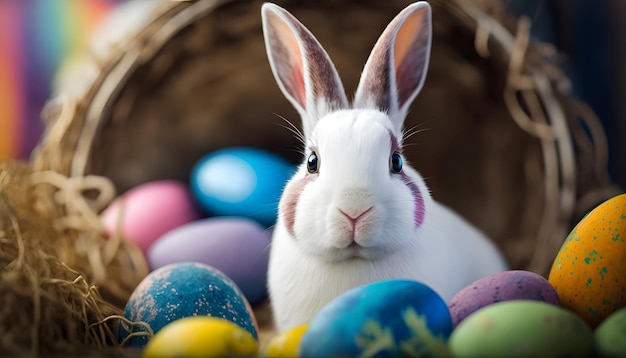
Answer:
[148,217,271,304]
[448,270,561,327]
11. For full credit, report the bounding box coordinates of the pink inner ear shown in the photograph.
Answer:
[272,13,308,108]
[284,26,306,107]
[393,9,429,108]
[292,65,306,107]
[393,11,422,70]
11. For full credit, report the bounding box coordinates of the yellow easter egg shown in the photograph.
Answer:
[142,316,258,358]
[264,324,308,357]
[549,193,626,327]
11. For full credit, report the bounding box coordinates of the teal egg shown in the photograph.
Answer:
[300,280,452,357]
[190,147,294,226]
[119,262,258,347]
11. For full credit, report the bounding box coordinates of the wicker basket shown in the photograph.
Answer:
[30,0,620,348]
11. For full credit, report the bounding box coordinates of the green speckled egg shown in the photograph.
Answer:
[449,300,593,358]
[595,306,626,357]
[548,193,626,327]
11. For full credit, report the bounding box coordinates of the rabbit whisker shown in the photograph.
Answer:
[273,113,306,146]
[402,120,430,134]
[402,126,431,142]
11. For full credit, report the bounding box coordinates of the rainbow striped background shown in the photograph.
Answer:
[0,0,121,161]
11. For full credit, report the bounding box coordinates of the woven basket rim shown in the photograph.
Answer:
[43,0,565,175]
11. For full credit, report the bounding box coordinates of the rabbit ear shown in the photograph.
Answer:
[262,3,348,138]
[354,2,432,133]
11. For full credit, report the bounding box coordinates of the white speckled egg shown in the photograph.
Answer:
[119,262,257,347]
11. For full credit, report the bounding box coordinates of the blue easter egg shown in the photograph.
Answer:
[119,262,258,347]
[300,280,452,357]
[190,147,294,226]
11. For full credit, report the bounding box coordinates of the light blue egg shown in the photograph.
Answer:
[190,147,294,226]
[300,279,452,357]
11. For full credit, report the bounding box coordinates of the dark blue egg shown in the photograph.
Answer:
[300,280,452,357]
[190,147,294,226]
[119,262,258,347]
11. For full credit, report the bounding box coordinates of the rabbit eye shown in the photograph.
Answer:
[307,152,319,173]
[391,152,403,173]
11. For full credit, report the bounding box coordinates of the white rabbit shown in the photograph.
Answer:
[262,1,508,332]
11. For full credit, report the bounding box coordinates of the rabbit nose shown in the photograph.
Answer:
[339,207,373,225]
[336,188,374,224]
[339,206,373,223]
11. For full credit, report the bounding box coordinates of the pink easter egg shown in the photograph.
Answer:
[101,180,201,254]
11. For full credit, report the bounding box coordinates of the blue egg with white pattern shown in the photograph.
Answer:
[119,262,258,347]
[300,279,452,357]
[190,147,295,226]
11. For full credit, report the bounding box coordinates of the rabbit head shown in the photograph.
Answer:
[262,2,433,262]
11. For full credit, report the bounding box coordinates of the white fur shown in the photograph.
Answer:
[262,2,508,332]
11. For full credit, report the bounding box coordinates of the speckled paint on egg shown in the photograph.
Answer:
[448,270,560,327]
[549,193,626,327]
[119,262,258,347]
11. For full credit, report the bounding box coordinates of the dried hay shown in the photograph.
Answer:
[0,161,148,356]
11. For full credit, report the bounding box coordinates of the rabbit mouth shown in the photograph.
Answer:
[344,243,374,259]
[326,244,371,261]
[328,239,389,261]
[329,205,387,250]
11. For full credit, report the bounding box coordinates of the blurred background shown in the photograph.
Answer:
[0,0,120,160]
[0,0,624,189]
[502,0,625,190]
